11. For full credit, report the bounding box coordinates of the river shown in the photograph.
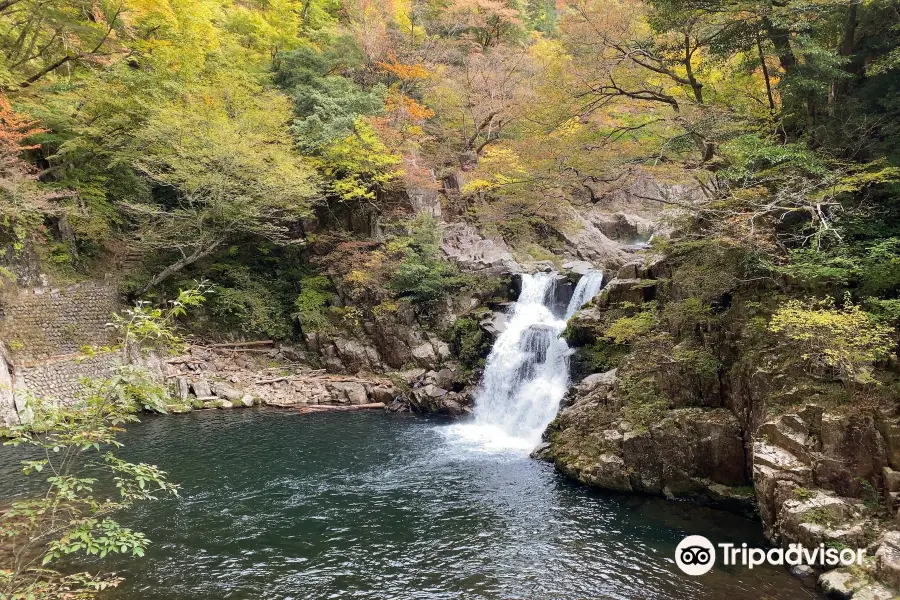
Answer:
[0,409,823,599]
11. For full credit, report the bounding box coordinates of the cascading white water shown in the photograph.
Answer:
[447,270,605,451]
[565,270,605,320]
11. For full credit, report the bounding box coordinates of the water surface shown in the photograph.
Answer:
[0,409,822,599]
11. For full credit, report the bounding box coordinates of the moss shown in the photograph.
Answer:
[190,399,204,410]
[569,338,628,381]
[449,315,491,371]
[793,487,817,500]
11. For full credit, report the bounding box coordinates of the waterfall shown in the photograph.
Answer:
[448,270,605,451]
[565,271,605,320]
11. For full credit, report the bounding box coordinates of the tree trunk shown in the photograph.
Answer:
[136,240,222,296]
[757,30,776,113]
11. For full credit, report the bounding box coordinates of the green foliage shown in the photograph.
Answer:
[569,338,628,380]
[388,216,472,309]
[318,118,403,201]
[275,45,383,153]
[113,285,208,355]
[768,296,895,385]
[605,311,655,345]
[619,369,667,433]
[207,266,291,339]
[0,289,202,598]
[294,275,334,332]
[449,315,491,371]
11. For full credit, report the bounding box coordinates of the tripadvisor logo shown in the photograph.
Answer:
[675,536,716,576]
[674,535,866,576]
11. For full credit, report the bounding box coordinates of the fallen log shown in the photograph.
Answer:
[297,403,386,414]
[255,376,290,385]
[204,340,274,348]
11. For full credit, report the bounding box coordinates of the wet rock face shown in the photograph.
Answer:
[390,365,474,418]
[542,369,750,505]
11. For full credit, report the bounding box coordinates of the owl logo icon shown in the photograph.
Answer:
[675,535,716,576]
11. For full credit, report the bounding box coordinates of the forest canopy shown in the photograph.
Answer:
[0,0,898,343]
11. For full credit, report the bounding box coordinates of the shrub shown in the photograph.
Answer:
[449,315,491,370]
[605,311,655,344]
[294,275,333,332]
[768,296,895,384]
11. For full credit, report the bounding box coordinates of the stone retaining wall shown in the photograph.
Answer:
[18,352,122,406]
[0,281,120,362]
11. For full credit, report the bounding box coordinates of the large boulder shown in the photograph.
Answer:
[440,222,519,275]
[544,367,748,505]
[0,344,20,427]
[326,381,368,405]
[557,206,629,269]
[875,531,900,589]
[212,382,244,402]
[818,568,864,599]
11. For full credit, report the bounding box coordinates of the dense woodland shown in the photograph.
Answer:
[0,0,899,388]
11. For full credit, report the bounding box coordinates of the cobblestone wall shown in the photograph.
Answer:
[18,352,122,406]
[0,282,120,362]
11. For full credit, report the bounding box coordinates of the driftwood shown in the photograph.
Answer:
[297,403,386,414]
[254,373,390,386]
[204,340,274,349]
[166,358,204,365]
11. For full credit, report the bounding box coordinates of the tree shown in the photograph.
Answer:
[0,287,205,598]
[0,92,65,255]
[0,0,131,90]
[129,81,319,294]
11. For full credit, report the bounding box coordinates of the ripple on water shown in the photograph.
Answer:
[0,409,823,600]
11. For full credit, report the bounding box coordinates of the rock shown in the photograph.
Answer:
[175,376,190,402]
[758,415,813,462]
[480,310,508,338]
[399,368,427,383]
[547,400,747,503]
[876,414,900,472]
[816,413,888,497]
[778,490,872,550]
[434,340,452,361]
[531,442,551,459]
[434,368,457,390]
[238,395,255,408]
[579,369,618,393]
[853,584,898,600]
[407,178,442,218]
[884,467,900,493]
[586,211,654,241]
[422,384,447,398]
[818,568,863,599]
[327,382,368,405]
[790,564,816,579]
[557,206,629,268]
[371,386,396,404]
[0,347,21,427]
[875,531,900,589]
[215,400,234,409]
[562,260,594,276]
[597,278,651,306]
[191,378,212,398]
[411,343,437,366]
[333,337,374,374]
[440,222,520,274]
[212,382,243,402]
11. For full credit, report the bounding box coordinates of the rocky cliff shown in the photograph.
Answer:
[538,253,900,598]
